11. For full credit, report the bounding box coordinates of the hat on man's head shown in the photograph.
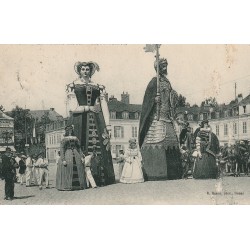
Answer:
[21,155,27,159]
[129,138,136,144]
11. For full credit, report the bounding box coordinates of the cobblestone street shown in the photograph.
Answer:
[0,163,250,205]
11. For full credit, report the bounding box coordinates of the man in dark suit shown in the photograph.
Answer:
[2,147,17,200]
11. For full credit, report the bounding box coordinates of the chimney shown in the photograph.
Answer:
[109,95,117,101]
[50,108,55,111]
[121,91,130,104]
[237,94,243,103]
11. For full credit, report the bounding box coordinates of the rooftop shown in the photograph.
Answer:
[29,109,63,122]
[239,94,250,106]
[0,110,14,120]
[108,99,142,112]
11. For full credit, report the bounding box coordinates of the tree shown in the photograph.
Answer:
[9,106,33,152]
[177,94,187,107]
[192,104,199,108]
[201,97,218,107]
[36,111,51,144]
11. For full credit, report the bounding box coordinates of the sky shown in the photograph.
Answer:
[0,44,250,117]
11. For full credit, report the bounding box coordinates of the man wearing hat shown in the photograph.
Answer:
[1,147,17,200]
[18,154,27,185]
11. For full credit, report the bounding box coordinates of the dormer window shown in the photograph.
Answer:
[135,112,139,119]
[110,111,116,119]
[122,111,129,119]
[187,114,193,121]
[243,106,246,113]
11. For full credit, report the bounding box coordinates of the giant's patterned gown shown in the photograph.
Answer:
[71,82,115,185]
[56,136,87,191]
[139,76,182,180]
[193,129,220,179]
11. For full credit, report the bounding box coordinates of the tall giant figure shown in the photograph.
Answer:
[139,58,182,180]
[67,61,115,185]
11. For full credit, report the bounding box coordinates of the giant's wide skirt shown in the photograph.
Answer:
[193,153,218,179]
[141,146,182,181]
[73,111,115,185]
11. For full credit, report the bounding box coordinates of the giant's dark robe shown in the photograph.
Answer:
[139,77,182,180]
[193,130,220,179]
[71,83,115,185]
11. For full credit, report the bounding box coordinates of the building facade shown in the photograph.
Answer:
[108,93,142,158]
[45,119,68,162]
[0,111,15,152]
[176,94,250,146]
[47,90,250,161]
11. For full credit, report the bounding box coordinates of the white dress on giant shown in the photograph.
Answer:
[120,147,144,184]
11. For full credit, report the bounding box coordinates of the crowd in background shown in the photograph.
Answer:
[0,149,49,200]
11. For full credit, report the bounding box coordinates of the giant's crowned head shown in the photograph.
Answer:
[74,61,100,79]
[154,58,168,76]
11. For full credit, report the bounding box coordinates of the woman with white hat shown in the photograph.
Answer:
[120,138,144,184]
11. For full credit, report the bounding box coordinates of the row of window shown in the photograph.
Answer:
[47,133,63,145]
[110,111,140,120]
[113,126,138,138]
[215,122,248,136]
[179,107,247,122]
[46,126,138,146]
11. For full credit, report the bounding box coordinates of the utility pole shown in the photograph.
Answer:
[234,82,240,142]
[235,82,237,100]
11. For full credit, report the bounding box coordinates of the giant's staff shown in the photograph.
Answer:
[144,44,161,121]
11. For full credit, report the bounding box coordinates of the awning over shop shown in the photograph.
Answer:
[0,146,16,152]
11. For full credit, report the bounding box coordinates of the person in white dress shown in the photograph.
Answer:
[25,154,33,187]
[120,138,144,184]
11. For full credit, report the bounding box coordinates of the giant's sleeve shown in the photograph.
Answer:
[212,133,220,155]
[100,87,111,131]
[66,82,78,112]
[139,77,157,147]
